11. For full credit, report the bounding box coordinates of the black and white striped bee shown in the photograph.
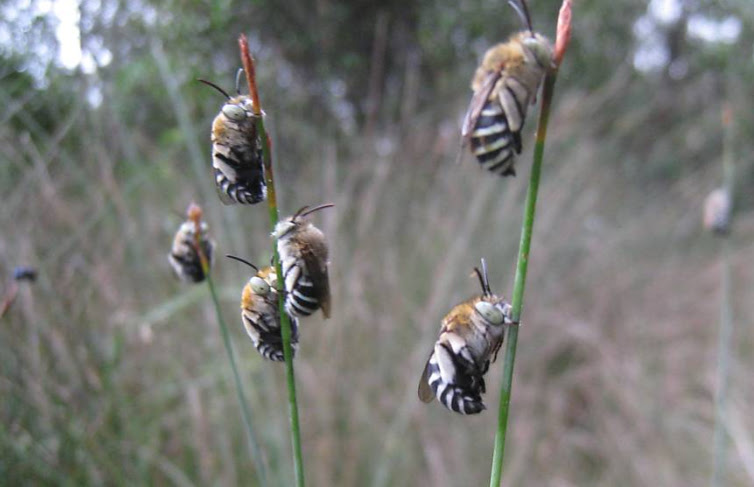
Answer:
[272,204,333,319]
[461,0,554,176]
[418,260,512,415]
[168,203,215,283]
[199,71,266,205]
[227,255,299,361]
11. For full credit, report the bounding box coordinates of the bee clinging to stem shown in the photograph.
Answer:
[227,255,300,361]
[198,70,266,205]
[418,259,512,415]
[461,0,554,177]
[168,203,215,283]
[272,204,333,320]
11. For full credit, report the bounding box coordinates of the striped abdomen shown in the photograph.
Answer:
[242,306,299,361]
[285,273,320,317]
[470,74,537,176]
[212,141,266,204]
[168,230,214,283]
[214,168,266,204]
[469,99,522,177]
[426,342,487,415]
[279,243,328,318]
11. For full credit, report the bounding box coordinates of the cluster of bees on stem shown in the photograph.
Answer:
[169,0,555,415]
[169,69,332,363]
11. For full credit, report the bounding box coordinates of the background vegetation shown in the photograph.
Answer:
[1,0,753,485]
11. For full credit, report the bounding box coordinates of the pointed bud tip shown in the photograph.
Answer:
[187,202,203,222]
[554,0,572,67]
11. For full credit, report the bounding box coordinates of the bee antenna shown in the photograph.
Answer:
[298,203,335,218]
[197,79,231,99]
[474,258,493,296]
[235,68,245,95]
[226,254,259,272]
[507,0,534,34]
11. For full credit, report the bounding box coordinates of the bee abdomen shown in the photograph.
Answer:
[242,310,299,361]
[426,346,486,415]
[286,276,320,317]
[470,100,520,177]
[214,168,266,204]
[168,238,213,283]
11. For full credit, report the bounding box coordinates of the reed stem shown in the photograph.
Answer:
[239,34,306,487]
[711,103,735,487]
[488,2,571,483]
[189,205,267,486]
[206,274,268,486]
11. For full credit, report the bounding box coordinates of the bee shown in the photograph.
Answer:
[418,260,512,415]
[12,266,37,282]
[461,0,554,177]
[227,255,299,361]
[168,203,215,283]
[703,187,732,236]
[272,204,333,319]
[198,70,266,205]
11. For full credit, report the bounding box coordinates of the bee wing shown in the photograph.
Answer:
[301,242,331,319]
[461,70,501,144]
[318,265,332,319]
[418,353,436,403]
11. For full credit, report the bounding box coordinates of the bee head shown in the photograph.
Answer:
[249,275,271,296]
[474,300,506,325]
[198,78,257,122]
[472,258,509,325]
[273,203,334,239]
[522,33,555,70]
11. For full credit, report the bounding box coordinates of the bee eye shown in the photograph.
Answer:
[222,104,246,121]
[474,301,504,325]
[250,276,270,295]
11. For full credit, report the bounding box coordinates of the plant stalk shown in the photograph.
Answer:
[239,34,306,487]
[711,103,735,487]
[488,4,571,483]
[488,69,560,487]
[206,274,268,486]
[189,204,267,486]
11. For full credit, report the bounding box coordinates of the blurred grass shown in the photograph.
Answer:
[1,50,754,487]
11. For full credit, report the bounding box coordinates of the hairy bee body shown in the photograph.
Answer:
[462,32,553,176]
[168,218,215,283]
[273,205,333,319]
[240,266,299,361]
[209,93,266,205]
[419,263,511,415]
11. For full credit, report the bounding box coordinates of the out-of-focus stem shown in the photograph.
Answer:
[711,103,735,487]
[239,34,306,487]
[189,209,267,487]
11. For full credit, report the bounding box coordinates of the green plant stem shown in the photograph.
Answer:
[489,71,558,487]
[240,35,306,487]
[206,274,268,486]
